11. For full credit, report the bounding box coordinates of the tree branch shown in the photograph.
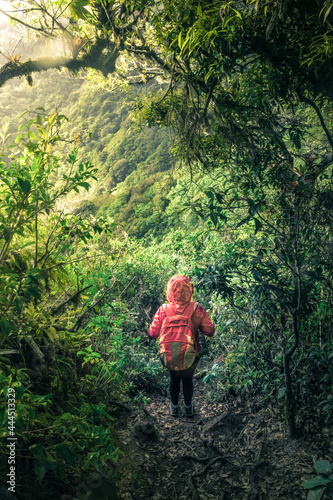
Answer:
[50,285,93,314]
[0,38,118,88]
[314,152,333,176]
[297,90,333,150]
[0,8,55,37]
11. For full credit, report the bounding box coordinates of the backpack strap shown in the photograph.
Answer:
[186,302,198,350]
[163,303,175,317]
[183,301,198,319]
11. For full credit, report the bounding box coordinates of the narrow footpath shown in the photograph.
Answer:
[107,376,332,500]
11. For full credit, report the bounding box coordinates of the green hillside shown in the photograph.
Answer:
[68,84,176,237]
[0,61,178,238]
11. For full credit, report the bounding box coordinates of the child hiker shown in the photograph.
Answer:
[149,275,215,417]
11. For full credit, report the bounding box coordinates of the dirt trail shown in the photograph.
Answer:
[112,376,332,500]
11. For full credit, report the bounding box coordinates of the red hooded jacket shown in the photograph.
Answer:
[149,275,215,354]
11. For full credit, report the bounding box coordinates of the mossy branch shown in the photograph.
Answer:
[0,40,118,88]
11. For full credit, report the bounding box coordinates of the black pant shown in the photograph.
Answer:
[169,358,199,406]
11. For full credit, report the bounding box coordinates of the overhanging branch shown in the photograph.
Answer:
[0,40,118,88]
[0,57,72,87]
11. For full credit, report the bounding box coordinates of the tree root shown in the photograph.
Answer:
[178,454,213,463]
[187,474,200,500]
[165,438,198,454]
[193,456,227,478]
[201,411,229,434]
[184,455,227,500]
[107,399,132,411]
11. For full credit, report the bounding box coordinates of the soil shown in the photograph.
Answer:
[105,374,333,500]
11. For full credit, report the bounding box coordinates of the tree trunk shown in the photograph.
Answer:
[283,349,297,438]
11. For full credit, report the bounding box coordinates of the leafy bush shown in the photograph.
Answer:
[0,111,127,498]
[302,460,333,500]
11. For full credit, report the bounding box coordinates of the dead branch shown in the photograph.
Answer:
[201,411,229,434]
[71,281,116,331]
[50,284,93,314]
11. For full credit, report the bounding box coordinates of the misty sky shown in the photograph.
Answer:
[0,1,10,24]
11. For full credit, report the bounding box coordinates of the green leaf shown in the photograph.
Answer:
[31,158,40,172]
[314,461,332,475]
[254,218,262,234]
[307,487,325,500]
[215,192,223,203]
[55,444,75,466]
[17,177,31,194]
[28,131,38,140]
[14,297,24,314]
[0,319,12,335]
[79,182,90,191]
[25,286,41,299]
[0,349,18,356]
[60,412,72,421]
[302,476,331,489]
[277,387,286,399]
[178,30,183,49]
[16,384,24,399]
[236,217,250,228]
[205,190,214,199]
[210,211,218,226]
[30,444,48,462]
[34,462,47,482]
[69,1,92,21]
[3,227,11,242]
[15,133,24,144]
[28,408,36,421]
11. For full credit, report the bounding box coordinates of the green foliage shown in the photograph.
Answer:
[0,112,128,497]
[302,460,333,499]
[0,110,97,332]
[132,4,333,433]
[156,171,333,433]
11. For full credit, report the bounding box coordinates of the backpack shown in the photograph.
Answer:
[159,302,198,371]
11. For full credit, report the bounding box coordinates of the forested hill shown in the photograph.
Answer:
[0,69,178,238]
[0,20,178,239]
[1,2,333,500]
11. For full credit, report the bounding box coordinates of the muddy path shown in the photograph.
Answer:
[109,375,332,500]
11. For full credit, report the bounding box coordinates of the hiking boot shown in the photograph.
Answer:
[184,402,194,417]
[170,403,180,417]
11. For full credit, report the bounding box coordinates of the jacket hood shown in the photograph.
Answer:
[167,275,193,307]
